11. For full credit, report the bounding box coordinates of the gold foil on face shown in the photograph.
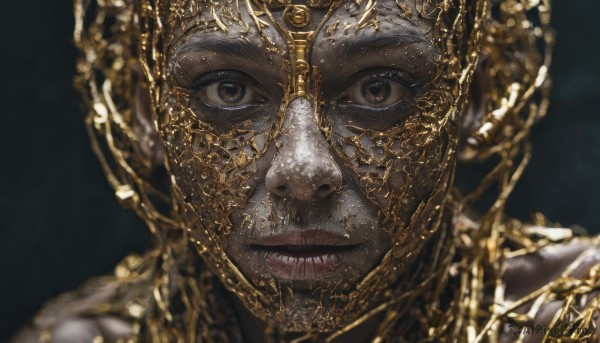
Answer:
[69,0,600,342]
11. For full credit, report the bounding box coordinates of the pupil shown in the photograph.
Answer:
[362,81,390,104]
[218,82,245,103]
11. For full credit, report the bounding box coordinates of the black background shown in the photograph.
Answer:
[1,1,599,341]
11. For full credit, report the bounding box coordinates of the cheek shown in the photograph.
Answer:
[161,92,272,235]
[332,120,448,225]
[384,123,448,223]
[327,89,456,230]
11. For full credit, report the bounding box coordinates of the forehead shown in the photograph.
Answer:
[166,0,437,58]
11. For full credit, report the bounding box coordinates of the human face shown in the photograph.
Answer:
[161,0,458,332]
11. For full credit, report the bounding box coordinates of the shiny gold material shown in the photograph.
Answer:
[307,0,332,7]
[258,0,333,98]
[262,0,290,8]
[284,5,312,28]
[28,0,600,342]
[290,32,310,96]
[468,82,521,149]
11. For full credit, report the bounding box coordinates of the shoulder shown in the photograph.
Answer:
[10,277,135,343]
[501,235,600,342]
[11,316,132,343]
[10,251,159,343]
[503,237,600,299]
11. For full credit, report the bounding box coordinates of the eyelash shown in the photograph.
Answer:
[189,70,251,90]
[343,69,420,97]
[389,70,419,92]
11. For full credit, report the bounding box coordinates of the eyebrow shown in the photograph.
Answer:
[340,33,432,57]
[174,37,268,61]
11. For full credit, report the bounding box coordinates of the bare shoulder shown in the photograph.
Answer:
[10,278,134,343]
[11,316,132,343]
[504,238,600,299]
[501,237,600,342]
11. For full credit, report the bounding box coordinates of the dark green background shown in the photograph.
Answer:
[0,1,599,341]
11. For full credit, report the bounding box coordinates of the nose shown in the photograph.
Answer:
[266,97,342,201]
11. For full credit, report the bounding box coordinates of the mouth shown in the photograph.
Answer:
[249,230,362,281]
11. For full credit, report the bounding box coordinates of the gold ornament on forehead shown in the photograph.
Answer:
[252,0,338,96]
[284,5,311,28]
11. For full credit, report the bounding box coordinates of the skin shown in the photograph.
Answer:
[10,0,600,342]
[166,0,446,331]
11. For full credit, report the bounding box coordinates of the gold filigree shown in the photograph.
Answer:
[46,0,600,342]
[284,5,312,28]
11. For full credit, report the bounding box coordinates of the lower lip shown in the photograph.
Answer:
[263,250,343,281]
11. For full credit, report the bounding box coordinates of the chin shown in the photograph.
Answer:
[268,291,347,333]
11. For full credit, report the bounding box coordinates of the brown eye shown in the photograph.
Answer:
[217,82,246,103]
[199,78,265,107]
[341,75,410,108]
[361,81,391,104]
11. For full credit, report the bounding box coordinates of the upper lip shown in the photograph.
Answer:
[249,229,363,247]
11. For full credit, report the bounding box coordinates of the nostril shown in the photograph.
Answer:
[315,184,336,199]
[317,184,331,193]
[275,185,287,193]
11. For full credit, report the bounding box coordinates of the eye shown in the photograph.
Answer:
[340,71,412,108]
[192,71,267,108]
[202,81,252,106]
